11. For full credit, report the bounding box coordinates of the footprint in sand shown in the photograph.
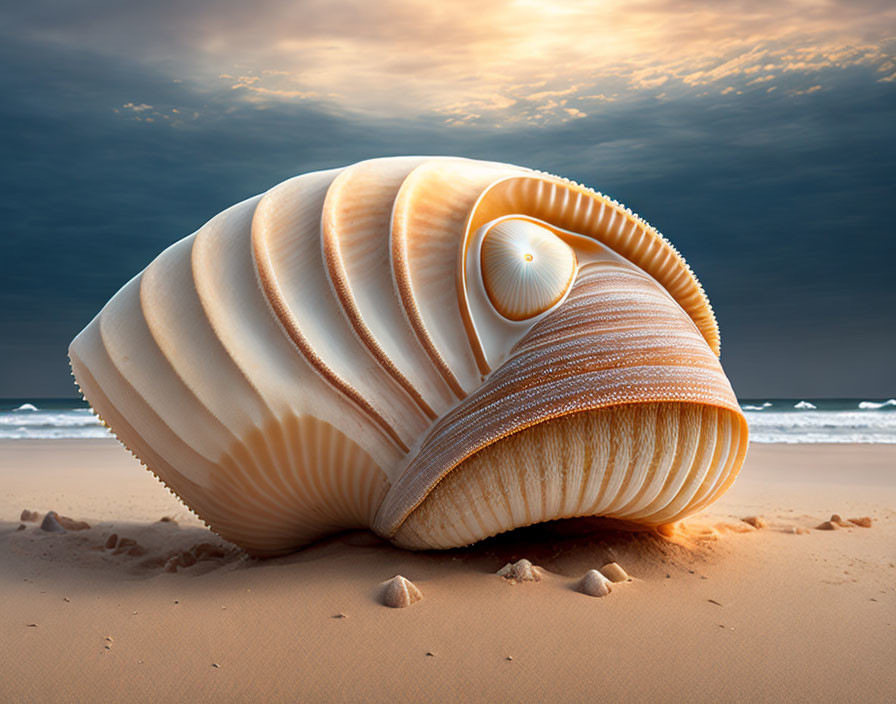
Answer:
[103,534,147,557]
[741,516,767,529]
[816,513,873,530]
[163,542,233,573]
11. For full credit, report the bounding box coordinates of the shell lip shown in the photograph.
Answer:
[373,396,749,541]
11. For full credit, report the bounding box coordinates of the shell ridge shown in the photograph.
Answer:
[250,170,420,454]
[97,276,226,465]
[321,158,452,420]
[141,219,293,467]
[392,159,528,397]
[627,403,708,521]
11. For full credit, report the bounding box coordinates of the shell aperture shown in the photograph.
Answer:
[69,156,748,555]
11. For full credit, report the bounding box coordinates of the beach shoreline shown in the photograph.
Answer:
[1,440,894,703]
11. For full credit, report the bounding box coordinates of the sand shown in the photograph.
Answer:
[1,440,894,703]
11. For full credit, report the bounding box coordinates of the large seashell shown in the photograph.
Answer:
[69,156,749,556]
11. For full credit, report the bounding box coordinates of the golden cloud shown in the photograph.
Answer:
[30,0,896,124]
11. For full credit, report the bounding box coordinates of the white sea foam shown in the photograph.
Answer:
[858,399,896,410]
[745,409,896,443]
[2,400,895,442]
[0,407,110,439]
[13,403,38,412]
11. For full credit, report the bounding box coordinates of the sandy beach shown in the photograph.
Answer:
[1,440,893,703]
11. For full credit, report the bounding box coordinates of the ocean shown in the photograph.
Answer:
[2,398,895,443]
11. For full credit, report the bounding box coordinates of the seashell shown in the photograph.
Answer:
[600,562,630,583]
[380,575,423,608]
[815,521,838,531]
[69,156,749,556]
[497,558,541,583]
[40,511,66,533]
[576,569,613,597]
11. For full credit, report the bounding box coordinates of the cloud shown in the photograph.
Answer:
[746,75,776,85]
[219,73,319,101]
[0,5,895,397]
[790,84,823,95]
[3,0,894,123]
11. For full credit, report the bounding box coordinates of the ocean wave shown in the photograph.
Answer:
[0,425,113,440]
[744,409,896,443]
[0,410,103,428]
[858,399,896,410]
[2,401,895,442]
[0,407,110,439]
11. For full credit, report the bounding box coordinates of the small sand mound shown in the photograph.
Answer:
[742,516,767,529]
[848,516,872,528]
[600,562,630,583]
[380,575,423,608]
[39,511,90,532]
[576,569,612,597]
[20,509,40,522]
[57,515,90,531]
[497,559,541,583]
[788,526,810,535]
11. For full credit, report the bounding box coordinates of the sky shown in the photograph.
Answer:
[1,0,894,399]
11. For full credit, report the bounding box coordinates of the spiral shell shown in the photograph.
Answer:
[69,156,748,555]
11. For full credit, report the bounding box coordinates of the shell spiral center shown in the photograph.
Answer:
[480,218,577,321]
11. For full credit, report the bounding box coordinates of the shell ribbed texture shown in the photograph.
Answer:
[380,263,747,545]
[393,403,744,550]
[69,156,746,555]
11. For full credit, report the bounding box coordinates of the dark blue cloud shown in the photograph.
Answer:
[1,32,894,398]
